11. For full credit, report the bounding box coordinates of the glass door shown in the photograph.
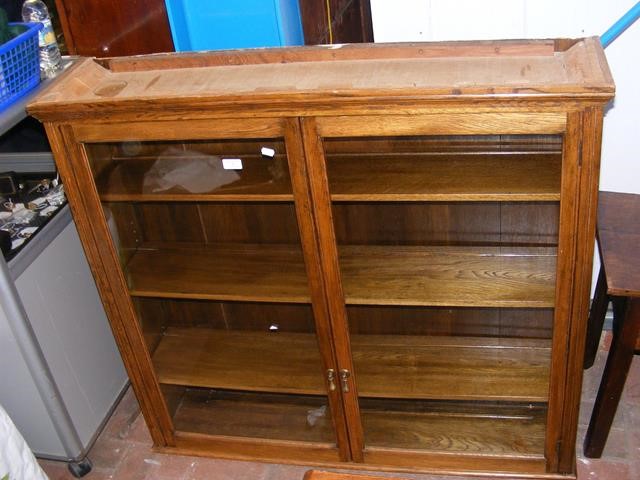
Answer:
[313,129,561,462]
[82,131,341,449]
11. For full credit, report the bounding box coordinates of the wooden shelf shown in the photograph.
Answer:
[94,152,560,203]
[172,389,335,444]
[126,244,556,307]
[95,156,293,202]
[340,245,556,308]
[360,399,546,455]
[153,328,551,402]
[327,153,561,201]
[126,243,311,303]
[170,389,546,457]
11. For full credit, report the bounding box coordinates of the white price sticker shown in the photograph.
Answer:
[222,158,243,170]
[261,147,276,157]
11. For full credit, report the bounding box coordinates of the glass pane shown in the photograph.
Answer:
[85,138,336,445]
[324,134,561,456]
[91,139,292,200]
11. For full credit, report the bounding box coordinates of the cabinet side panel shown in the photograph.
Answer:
[44,123,176,447]
[556,107,604,473]
[545,109,603,474]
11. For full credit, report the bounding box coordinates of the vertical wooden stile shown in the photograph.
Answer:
[300,117,365,462]
[283,117,352,461]
[545,111,583,472]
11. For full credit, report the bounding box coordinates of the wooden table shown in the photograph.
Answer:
[583,191,640,458]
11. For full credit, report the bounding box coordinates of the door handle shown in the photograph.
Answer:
[339,369,351,393]
[327,369,337,391]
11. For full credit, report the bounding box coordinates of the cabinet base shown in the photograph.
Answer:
[155,432,576,479]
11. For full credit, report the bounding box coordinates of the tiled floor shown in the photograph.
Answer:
[38,332,639,480]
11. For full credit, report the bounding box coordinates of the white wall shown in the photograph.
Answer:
[371,0,640,290]
[371,0,640,193]
[371,0,639,194]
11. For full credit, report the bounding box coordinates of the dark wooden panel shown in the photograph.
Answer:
[333,203,500,245]
[137,298,316,333]
[498,308,554,339]
[333,202,559,247]
[299,0,373,45]
[501,202,560,245]
[323,135,563,155]
[199,203,301,244]
[346,306,553,339]
[135,203,206,243]
[223,302,316,332]
[164,299,226,329]
[55,0,174,57]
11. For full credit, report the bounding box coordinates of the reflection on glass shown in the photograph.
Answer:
[144,152,241,193]
[85,138,335,445]
[325,134,560,456]
[87,139,292,199]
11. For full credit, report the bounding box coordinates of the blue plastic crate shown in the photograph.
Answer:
[165,0,304,52]
[0,22,42,112]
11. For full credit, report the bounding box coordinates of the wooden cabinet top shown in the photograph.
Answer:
[29,38,614,122]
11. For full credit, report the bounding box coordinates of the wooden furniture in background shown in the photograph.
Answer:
[53,0,174,56]
[299,0,373,44]
[28,38,614,478]
[52,0,373,56]
[583,191,640,458]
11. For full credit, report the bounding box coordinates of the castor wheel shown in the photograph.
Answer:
[67,458,92,478]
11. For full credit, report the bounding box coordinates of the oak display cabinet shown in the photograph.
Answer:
[28,38,614,478]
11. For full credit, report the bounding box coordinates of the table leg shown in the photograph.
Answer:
[584,297,640,458]
[584,266,610,369]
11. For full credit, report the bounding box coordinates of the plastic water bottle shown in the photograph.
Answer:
[21,0,62,78]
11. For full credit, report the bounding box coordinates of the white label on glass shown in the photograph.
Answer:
[222,158,243,170]
[261,147,276,157]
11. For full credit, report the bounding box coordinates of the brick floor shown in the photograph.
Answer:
[39,332,640,480]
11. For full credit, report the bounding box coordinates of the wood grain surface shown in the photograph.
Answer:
[171,389,546,456]
[125,243,556,307]
[28,38,614,122]
[152,328,550,401]
[597,191,640,298]
[32,37,614,476]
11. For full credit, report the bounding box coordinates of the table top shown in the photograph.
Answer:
[597,191,640,298]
